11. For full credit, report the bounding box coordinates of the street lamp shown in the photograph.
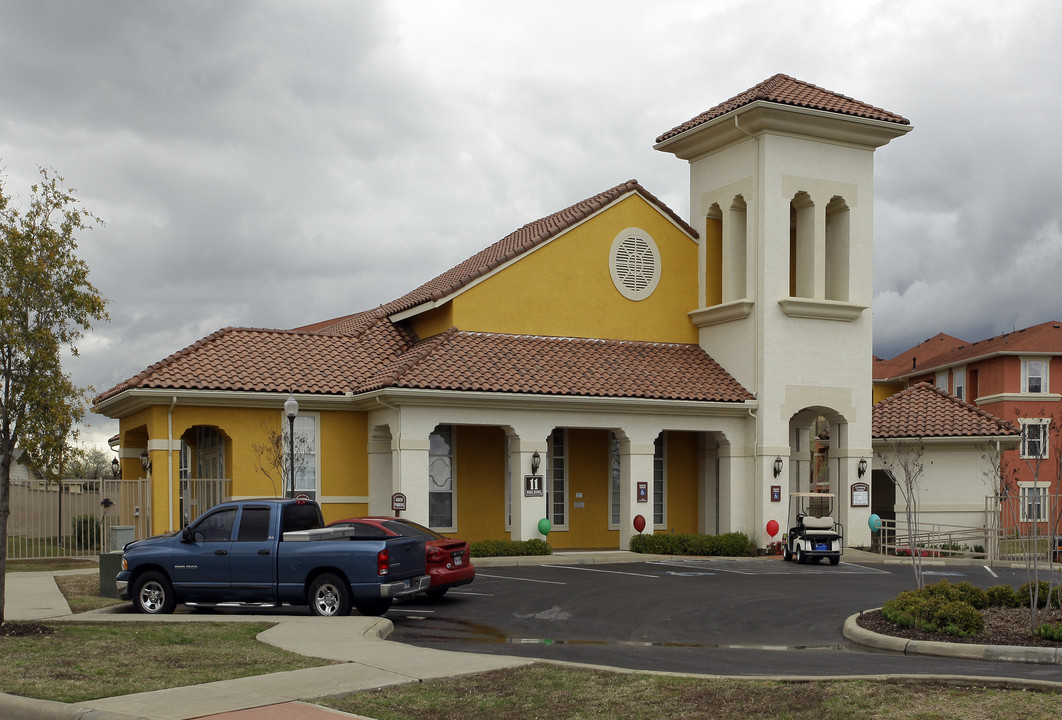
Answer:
[284,395,299,498]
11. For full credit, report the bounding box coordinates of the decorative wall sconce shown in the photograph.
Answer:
[111,457,121,478]
[773,456,783,478]
[857,457,868,478]
[140,450,151,473]
[531,450,541,474]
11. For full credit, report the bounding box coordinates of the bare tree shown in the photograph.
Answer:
[250,421,313,497]
[876,438,927,589]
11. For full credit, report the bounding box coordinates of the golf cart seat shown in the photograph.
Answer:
[800,516,836,535]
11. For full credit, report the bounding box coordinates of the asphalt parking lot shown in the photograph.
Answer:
[388,558,1062,683]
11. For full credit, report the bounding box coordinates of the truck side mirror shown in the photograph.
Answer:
[181,527,193,542]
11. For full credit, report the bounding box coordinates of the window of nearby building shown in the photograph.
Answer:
[653,434,666,527]
[1018,482,1049,522]
[935,371,948,392]
[1022,357,1049,394]
[547,429,568,530]
[953,368,965,401]
[609,228,660,301]
[1020,419,1050,459]
[284,414,319,500]
[428,425,454,530]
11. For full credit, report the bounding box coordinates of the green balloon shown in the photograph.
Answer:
[537,518,552,536]
[868,513,881,532]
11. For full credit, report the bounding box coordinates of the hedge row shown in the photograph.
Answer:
[469,538,552,558]
[882,580,1062,639]
[628,531,755,557]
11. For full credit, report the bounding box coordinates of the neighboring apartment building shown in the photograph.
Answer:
[94,74,913,550]
[874,321,1062,530]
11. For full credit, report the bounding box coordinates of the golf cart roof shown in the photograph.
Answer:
[791,492,836,498]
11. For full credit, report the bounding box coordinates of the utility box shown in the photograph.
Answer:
[98,551,124,599]
[108,525,135,552]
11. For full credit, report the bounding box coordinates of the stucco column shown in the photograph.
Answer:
[617,429,658,550]
[699,435,719,535]
[366,426,393,516]
[506,430,550,541]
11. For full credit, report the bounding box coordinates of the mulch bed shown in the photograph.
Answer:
[857,607,1062,648]
[0,622,55,637]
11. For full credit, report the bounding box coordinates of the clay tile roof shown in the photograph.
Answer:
[382,180,697,317]
[93,317,416,403]
[873,332,967,380]
[895,321,1062,375]
[656,73,910,144]
[872,382,1018,440]
[357,330,754,402]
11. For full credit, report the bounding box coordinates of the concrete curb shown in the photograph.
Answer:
[843,611,1062,665]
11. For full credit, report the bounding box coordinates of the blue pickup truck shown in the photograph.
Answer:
[116,498,430,616]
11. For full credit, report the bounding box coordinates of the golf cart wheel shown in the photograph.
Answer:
[782,545,792,561]
[829,556,840,566]
[796,548,806,564]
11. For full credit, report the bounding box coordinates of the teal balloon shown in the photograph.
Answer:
[868,513,881,532]
[538,518,552,536]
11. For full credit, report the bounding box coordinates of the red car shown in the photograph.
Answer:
[328,517,474,599]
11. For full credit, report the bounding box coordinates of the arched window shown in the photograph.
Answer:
[825,196,850,302]
[790,192,814,298]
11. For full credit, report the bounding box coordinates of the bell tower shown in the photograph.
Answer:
[655,74,911,545]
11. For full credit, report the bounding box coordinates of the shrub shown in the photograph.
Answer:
[629,531,754,557]
[986,584,1019,608]
[953,581,988,609]
[1036,623,1062,641]
[469,538,552,558]
[882,582,984,637]
[933,600,984,637]
[1016,581,1052,609]
[71,514,101,550]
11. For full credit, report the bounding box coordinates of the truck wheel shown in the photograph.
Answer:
[133,571,176,614]
[354,598,393,616]
[308,573,352,617]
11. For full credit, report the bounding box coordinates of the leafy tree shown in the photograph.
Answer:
[0,168,108,624]
[66,444,112,479]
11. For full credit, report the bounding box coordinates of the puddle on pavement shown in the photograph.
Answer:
[395,616,849,652]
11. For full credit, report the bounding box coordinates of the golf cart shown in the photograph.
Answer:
[782,492,844,565]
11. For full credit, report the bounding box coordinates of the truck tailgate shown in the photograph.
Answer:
[383,535,427,578]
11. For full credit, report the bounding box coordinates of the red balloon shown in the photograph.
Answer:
[633,514,646,533]
[766,519,779,538]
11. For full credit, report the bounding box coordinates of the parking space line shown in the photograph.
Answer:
[477,573,566,585]
[542,565,658,578]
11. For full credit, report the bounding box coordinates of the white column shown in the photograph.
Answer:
[699,434,719,535]
[507,430,550,541]
[617,429,658,550]
[366,426,392,516]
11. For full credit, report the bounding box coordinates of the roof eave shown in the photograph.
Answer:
[93,387,353,419]
[654,101,912,161]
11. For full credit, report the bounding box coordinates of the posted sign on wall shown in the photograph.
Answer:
[524,475,544,497]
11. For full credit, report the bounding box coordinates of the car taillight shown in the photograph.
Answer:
[427,546,444,563]
[377,549,390,576]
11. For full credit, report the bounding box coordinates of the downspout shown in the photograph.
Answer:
[168,396,177,532]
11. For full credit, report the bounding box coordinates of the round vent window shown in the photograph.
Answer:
[609,228,660,301]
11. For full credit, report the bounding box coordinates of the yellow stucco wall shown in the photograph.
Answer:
[872,382,905,404]
[454,425,507,539]
[665,431,700,534]
[446,195,699,343]
[705,216,723,307]
[552,428,617,549]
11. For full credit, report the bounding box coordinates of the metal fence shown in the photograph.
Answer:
[179,478,231,528]
[874,491,1062,564]
[7,478,153,560]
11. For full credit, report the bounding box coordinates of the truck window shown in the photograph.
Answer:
[195,508,236,542]
[281,503,323,535]
[236,507,271,542]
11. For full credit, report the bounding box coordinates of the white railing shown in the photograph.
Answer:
[7,478,152,560]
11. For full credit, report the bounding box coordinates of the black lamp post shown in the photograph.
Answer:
[284,395,299,498]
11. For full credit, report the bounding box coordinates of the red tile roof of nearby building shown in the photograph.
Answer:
[378,179,697,318]
[880,321,1062,378]
[358,329,754,402]
[872,382,1017,439]
[656,74,910,144]
[873,332,967,380]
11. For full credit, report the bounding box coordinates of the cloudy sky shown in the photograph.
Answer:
[2,1,1061,450]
